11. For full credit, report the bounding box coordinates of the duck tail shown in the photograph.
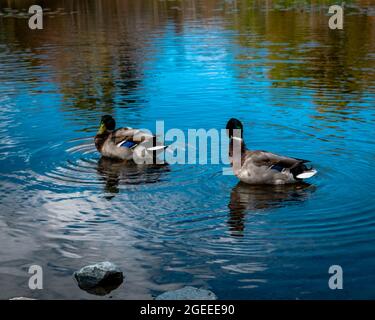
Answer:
[145,136,168,152]
[290,161,317,180]
[296,169,317,179]
[146,145,168,151]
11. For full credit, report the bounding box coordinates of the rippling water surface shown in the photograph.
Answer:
[0,0,374,299]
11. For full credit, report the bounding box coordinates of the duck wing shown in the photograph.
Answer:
[112,128,166,151]
[250,150,309,167]
[111,128,154,145]
[249,150,314,179]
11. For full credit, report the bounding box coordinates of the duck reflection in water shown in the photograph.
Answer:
[228,182,315,237]
[97,156,170,197]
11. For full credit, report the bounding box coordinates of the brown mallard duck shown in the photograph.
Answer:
[226,118,317,185]
[95,115,166,162]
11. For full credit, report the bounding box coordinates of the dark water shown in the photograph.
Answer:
[0,0,374,299]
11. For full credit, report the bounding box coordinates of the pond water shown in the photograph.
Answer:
[0,0,374,299]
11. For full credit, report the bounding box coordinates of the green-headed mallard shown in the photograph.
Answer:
[226,118,317,185]
[95,115,166,162]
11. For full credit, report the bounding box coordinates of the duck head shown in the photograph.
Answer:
[97,115,116,135]
[226,118,243,139]
[226,118,246,169]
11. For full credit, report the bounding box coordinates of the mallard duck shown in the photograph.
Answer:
[226,118,317,185]
[95,115,166,162]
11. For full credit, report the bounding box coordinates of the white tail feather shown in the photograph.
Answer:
[232,136,243,142]
[297,169,317,179]
[146,146,167,151]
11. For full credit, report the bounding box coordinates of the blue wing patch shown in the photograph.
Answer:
[270,164,284,172]
[119,140,138,149]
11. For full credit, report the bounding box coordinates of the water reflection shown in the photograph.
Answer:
[97,157,170,196]
[228,182,315,237]
[1,0,374,128]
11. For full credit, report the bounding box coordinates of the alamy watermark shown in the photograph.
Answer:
[328,5,344,30]
[28,265,43,290]
[25,264,343,292]
[122,120,242,175]
[28,5,43,29]
[328,265,343,290]
[26,4,344,31]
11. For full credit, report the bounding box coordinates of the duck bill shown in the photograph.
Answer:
[97,123,106,135]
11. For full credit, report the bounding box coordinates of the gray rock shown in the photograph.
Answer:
[155,286,217,300]
[9,297,36,300]
[74,261,123,295]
